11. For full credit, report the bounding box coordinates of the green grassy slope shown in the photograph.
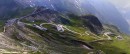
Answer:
[19,14,130,54]
[2,6,130,54]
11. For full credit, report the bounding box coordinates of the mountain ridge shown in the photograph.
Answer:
[1,6,129,54]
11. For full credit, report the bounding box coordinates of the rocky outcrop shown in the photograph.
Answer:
[81,15,103,34]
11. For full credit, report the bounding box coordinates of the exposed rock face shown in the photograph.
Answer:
[4,19,46,53]
[81,15,103,34]
[0,32,29,54]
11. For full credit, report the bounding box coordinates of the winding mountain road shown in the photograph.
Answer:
[39,23,112,40]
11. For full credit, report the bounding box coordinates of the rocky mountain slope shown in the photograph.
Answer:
[0,0,35,21]
[0,6,130,54]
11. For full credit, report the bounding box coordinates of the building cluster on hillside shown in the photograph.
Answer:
[103,32,124,40]
[103,32,116,36]
[33,24,47,31]
[116,35,124,40]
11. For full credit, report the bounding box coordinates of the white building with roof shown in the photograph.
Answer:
[56,24,64,32]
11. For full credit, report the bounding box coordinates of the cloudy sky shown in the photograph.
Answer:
[110,0,130,32]
[108,0,130,14]
[108,0,130,26]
